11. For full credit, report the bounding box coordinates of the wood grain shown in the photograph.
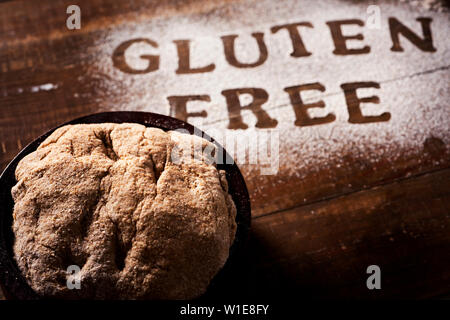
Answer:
[244,168,450,299]
[0,0,449,299]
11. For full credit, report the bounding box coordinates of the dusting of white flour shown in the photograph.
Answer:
[82,0,449,212]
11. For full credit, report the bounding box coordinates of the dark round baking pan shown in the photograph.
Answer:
[0,111,251,300]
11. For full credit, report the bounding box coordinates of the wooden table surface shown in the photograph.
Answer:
[0,0,449,299]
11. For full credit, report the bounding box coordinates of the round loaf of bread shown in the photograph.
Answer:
[11,123,237,299]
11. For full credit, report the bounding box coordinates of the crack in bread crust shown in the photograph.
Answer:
[11,123,237,299]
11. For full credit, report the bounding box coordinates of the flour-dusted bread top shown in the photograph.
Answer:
[11,123,237,299]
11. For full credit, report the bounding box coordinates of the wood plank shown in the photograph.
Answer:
[1,0,449,216]
[240,168,450,298]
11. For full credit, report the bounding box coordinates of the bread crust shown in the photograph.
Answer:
[11,123,237,299]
